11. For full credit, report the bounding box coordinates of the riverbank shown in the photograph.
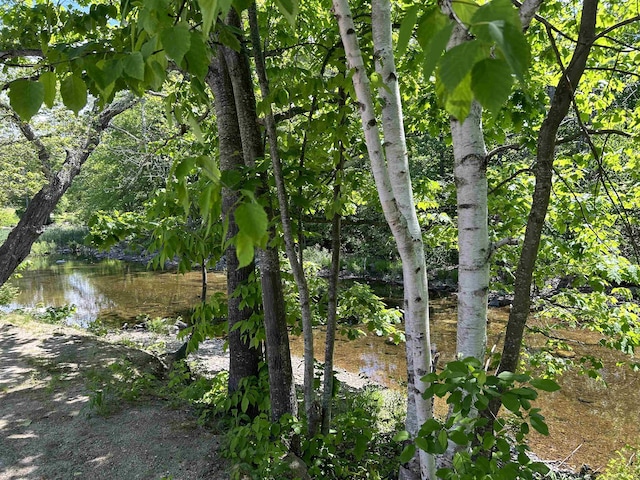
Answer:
[1,313,611,479]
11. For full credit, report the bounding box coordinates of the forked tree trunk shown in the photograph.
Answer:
[223,8,297,421]
[207,52,261,394]
[334,0,435,477]
[0,96,136,287]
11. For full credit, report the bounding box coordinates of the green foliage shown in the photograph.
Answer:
[179,292,228,354]
[196,371,403,479]
[8,79,44,121]
[337,282,404,343]
[142,316,172,334]
[85,359,159,416]
[400,358,556,479]
[0,283,18,306]
[36,304,76,324]
[0,209,18,227]
[542,291,640,358]
[39,224,88,248]
[599,446,640,480]
[402,0,530,119]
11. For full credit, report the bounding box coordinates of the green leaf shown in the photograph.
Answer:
[417,11,453,79]
[399,443,415,463]
[198,0,219,37]
[471,0,521,30]
[274,0,297,26]
[235,202,268,243]
[397,5,419,57]
[488,21,530,83]
[60,75,87,114]
[40,72,57,108]
[530,414,549,435]
[87,59,122,90]
[509,387,538,400]
[235,231,255,268]
[218,26,241,52]
[160,23,191,64]
[184,32,210,79]
[393,430,410,442]
[439,41,484,92]
[449,429,469,446]
[471,58,513,115]
[437,429,448,450]
[186,114,204,144]
[501,392,520,413]
[9,79,44,121]
[452,0,479,25]
[439,73,474,121]
[123,52,145,80]
[529,378,561,392]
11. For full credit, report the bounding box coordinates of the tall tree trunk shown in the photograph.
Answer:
[498,0,599,377]
[248,3,319,434]
[0,96,136,287]
[207,52,261,394]
[224,7,297,422]
[334,0,435,477]
[321,103,345,433]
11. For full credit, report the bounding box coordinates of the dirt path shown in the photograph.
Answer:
[0,320,227,480]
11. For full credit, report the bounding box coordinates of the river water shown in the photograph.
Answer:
[4,256,639,470]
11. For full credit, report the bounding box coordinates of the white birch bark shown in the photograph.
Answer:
[333,0,434,477]
[447,25,489,362]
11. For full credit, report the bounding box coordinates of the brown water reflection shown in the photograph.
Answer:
[6,257,226,326]
[291,298,640,471]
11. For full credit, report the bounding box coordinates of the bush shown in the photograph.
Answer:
[39,224,88,247]
[0,208,18,227]
[599,446,640,480]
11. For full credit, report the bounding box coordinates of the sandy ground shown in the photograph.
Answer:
[0,317,379,480]
[0,319,228,480]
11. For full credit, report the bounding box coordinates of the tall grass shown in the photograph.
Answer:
[38,224,88,246]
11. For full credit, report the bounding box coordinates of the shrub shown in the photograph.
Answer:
[0,208,18,227]
[599,446,640,480]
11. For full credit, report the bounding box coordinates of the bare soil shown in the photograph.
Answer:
[0,319,227,480]
[0,316,377,480]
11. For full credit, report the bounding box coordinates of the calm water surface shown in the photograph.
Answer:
[5,256,225,326]
[5,257,639,470]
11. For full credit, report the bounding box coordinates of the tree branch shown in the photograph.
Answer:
[486,143,525,163]
[488,168,533,195]
[593,14,640,42]
[0,102,53,181]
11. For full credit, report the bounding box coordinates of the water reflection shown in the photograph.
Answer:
[5,257,226,327]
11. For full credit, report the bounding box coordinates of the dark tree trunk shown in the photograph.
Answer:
[221,8,297,421]
[497,0,599,378]
[0,97,136,287]
[207,52,261,394]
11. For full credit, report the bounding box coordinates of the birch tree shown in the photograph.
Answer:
[333,0,435,476]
